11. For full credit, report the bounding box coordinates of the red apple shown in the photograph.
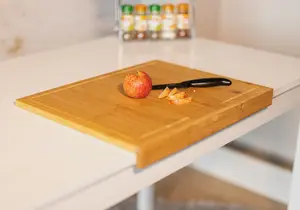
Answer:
[123,71,152,99]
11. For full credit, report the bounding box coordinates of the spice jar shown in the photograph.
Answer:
[148,4,162,40]
[161,4,177,40]
[134,4,148,40]
[177,3,191,38]
[120,4,134,41]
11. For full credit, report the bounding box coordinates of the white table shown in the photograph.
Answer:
[1,36,300,210]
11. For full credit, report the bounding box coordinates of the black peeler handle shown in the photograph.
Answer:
[152,77,232,90]
[181,78,232,88]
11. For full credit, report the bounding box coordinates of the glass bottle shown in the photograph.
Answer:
[120,4,134,41]
[161,4,177,40]
[177,3,191,38]
[134,4,148,40]
[148,4,162,40]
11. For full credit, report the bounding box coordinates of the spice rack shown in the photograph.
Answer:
[114,0,196,42]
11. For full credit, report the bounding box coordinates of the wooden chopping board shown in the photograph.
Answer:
[15,60,273,168]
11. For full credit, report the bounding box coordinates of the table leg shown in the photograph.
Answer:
[288,118,300,210]
[137,185,155,210]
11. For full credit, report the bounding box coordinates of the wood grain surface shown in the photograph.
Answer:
[15,60,273,168]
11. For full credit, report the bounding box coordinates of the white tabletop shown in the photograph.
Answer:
[1,35,300,210]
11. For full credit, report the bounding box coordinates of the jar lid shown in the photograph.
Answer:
[135,4,147,13]
[121,4,133,14]
[177,3,189,13]
[162,4,175,13]
[149,4,161,13]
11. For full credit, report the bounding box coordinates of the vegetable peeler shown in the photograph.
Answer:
[152,78,232,90]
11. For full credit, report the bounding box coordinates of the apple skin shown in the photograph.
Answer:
[123,71,152,99]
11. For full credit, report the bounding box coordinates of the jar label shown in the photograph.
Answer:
[135,15,147,31]
[121,15,134,31]
[162,14,176,31]
[177,14,190,30]
[148,15,162,31]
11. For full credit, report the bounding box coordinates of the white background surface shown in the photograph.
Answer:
[2,35,300,209]
[1,0,300,207]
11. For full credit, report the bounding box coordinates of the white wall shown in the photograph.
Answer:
[0,0,115,61]
[218,0,300,57]
[194,0,220,40]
